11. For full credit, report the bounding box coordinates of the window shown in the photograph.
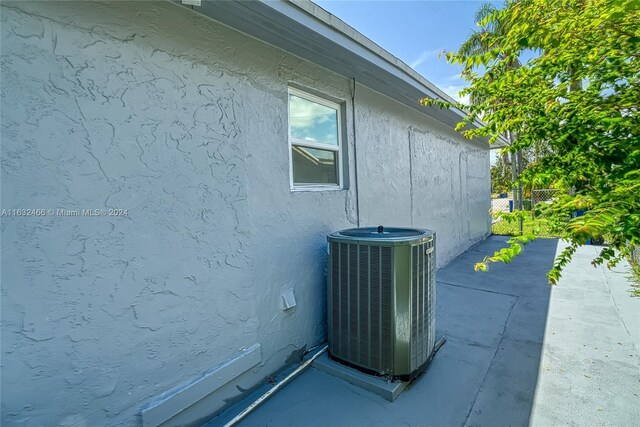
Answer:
[288,88,343,190]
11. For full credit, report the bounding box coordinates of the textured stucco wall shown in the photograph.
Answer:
[0,1,488,426]
[355,86,491,265]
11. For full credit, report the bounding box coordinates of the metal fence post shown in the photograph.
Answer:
[517,149,523,235]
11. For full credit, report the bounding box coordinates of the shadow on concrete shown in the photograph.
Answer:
[209,236,559,427]
[435,236,558,426]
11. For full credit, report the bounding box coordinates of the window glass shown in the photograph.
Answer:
[289,94,338,146]
[288,89,342,189]
[291,146,338,185]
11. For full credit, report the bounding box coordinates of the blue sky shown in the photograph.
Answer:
[315,0,500,103]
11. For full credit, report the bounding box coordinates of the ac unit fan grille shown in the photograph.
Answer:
[338,228,424,238]
[330,242,393,374]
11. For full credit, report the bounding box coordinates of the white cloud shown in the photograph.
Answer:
[445,73,463,82]
[440,84,470,105]
[409,49,441,69]
[289,94,338,143]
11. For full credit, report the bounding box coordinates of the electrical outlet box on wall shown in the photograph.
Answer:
[281,288,296,310]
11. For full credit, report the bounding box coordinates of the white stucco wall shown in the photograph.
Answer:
[0,1,489,426]
[354,86,491,264]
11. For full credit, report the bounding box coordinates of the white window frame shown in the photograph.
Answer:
[288,87,344,192]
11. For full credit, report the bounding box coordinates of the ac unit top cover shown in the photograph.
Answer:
[328,226,434,245]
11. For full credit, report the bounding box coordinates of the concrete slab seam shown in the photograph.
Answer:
[438,280,520,299]
[462,294,519,426]
[598,262,640,357]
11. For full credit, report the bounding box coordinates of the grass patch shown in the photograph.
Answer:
[492,214,558,238]
[629,260,640,297]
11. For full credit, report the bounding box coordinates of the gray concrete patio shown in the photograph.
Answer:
[210,237,640,427]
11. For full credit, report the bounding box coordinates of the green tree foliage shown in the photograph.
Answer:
[423,0,640,284]
[491,155,512,193]
[461,2,519,193]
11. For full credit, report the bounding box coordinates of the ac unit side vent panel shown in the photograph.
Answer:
[410,240,435,371]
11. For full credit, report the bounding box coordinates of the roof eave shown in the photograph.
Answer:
[173,0,508,147]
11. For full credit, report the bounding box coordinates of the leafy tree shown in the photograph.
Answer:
[424,0,640,284]
[460,2,520,197]
[491,155,512,193]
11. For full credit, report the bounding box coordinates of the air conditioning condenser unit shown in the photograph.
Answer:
[327,226,436,381]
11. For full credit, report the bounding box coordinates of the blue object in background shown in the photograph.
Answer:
[509,200,514,212]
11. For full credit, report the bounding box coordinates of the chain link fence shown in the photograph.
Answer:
[492,217,518,235]
[492,188,561,236]
[491,196,512,214]
[631,246,640,265]
[491,194,515,235]
[531,188,561,208]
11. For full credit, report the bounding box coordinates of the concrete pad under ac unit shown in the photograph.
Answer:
[313,353,409,401]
